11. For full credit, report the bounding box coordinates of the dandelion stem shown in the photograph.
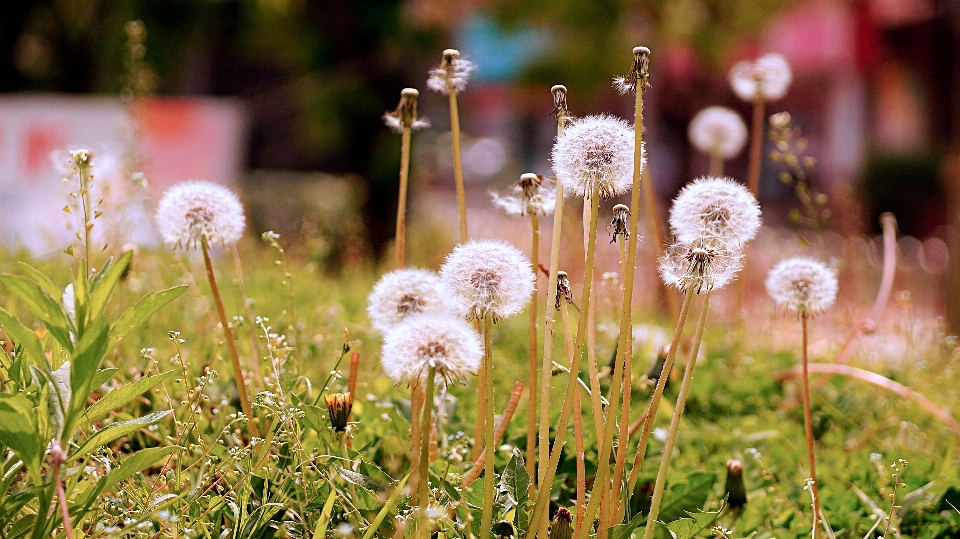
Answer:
[801,314,821,539]
[626,290,695,497]
[201,235,259,437]
[709,152,724,177]
[609,236,632,525]
[642,291,711,539]
[584,201,605,442]
[418,366,437,539]
[747,96,765,196]
[473,319,487,461]
[526,211,540,481]
[396,125,412,267]
[410,382,423,502]
[450,92,468,243]
[480,313,496,539]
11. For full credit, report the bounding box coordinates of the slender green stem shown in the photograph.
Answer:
[626,290,695,496]
[201,236,259,438]
[473,318,487,461]
[411,383,423,502]
[642,291,711,539]
[801,315,821,539]
[450,92,468,243]
[480,313,496,539]
[396,126,412,267]
[526,212,540,481]
[418,367,437,539]
[78,161,93,273]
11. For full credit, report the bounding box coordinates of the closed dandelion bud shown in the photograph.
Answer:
[659,236,743,294]
[493,520,516,539]
[551,115,639,199]
[668,176,762,247]
[323,392,353,432]
[613,45,651,95]
[155,180,246,249]
[724,459,748,509]
[383,88,430,132]
[556,270,574,311]
[380,313,482,387]
[765,257,838,318]
[427,49,475,95]
[610,204,630,244]
[367,268,452,333]
[549,508,573,539]
[439,240,535,323]
[491,173,556,217]
[688,107,748,159]
[729,53,792,102]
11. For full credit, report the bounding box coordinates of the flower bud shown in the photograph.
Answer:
[549,508,572,539]
[724,459,748,509]
[323,392,353,432]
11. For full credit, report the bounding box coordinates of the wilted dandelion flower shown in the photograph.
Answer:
[440,240,535,322]
[380,313,482,386]
[729,53,793,102]
[427,49,475,95]
[765,257,838,318]
[688,106,748,159]
[383,88,430,132]
[551,115,638,199]
[367,268,452,332]
[659,236,743,294]
[491,173,556,217]
[155,180,245,249]
[668,176,761,246]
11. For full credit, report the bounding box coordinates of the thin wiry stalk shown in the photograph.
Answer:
[642,291,711,539]
[526,211,540,480]
[450,92,468,243]
[584,200,605,442]
[801,315,822,539]
[610,236,631,524]
[201,235,259,438]
[526,186,599,539]
[626,290,695,496]
[417,367,437,539]
[563,309,586,538]
[480,312,496,539]
[396,125,412,267]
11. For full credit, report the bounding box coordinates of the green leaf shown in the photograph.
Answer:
[92,368,118,388]
[65,319,109,435]
[657,472,717,524]
[661,504,724,539]
[68,409,171,462]
[610,511,646,539]
[361,474,409,539]
[300,405,326,433]
[85,370,175,422]
[14,263,59,298]
[0,307,47,369]
[88,252,131,321]
[0,275,73,350]
[0,394,43,484]
[336,465,386,491]
[107,286,187,352]
[311,488,338,539]
[76,446,179,509]
[498,447,531,533]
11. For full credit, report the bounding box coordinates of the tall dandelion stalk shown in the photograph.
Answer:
[428,49,475,243]
[384,88,429,267]
[155,180,259,437]
[765,257,839,538]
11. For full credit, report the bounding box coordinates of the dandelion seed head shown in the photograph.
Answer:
[427,49,475,95]
[380,313,482,386]
[155,180,245,249]
[659,236,743,294]
[551,115,638,199]
[669,176,761,246]
[688,106,748,159]
[729,53,793,102]
[440,239,534,322]
[367,268,453,333]
[765,257,838,318]
[491,173,556,217]
[383,88,430,132]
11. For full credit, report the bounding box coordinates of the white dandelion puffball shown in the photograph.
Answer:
[551,114,638,199]
[669,176,762,245]
[491,174,557,217]
[729,53,793,102]
[155,180,245,249]
[427,49,475,95]
[439,239,535,322]
[367,268,452,333]
[380,313,483,386]
[659,237,744,294]
[765,257,838,318]
[688,106,748,159]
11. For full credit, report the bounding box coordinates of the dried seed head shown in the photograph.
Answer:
[556,270,574,310]
[383,88,430,132]
[549,508,573,539]
[688,106,748,159]
[155,180,245,249]
[367,268,452,333]
[613,46,651,95]
[729,53,793,102]
[610,203,631,244]
[323,392,353,432]
[724,459,748,509]
[659,236,743,294]
[668,176,761,247]
[765,257,838,318]
[551,115,639,199]
[491,173,557,217]
[380,313,482,386]
[551,85,571,121]
[440,240,535,322]
[427,49,475,95]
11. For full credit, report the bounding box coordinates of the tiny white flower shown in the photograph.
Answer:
[765,257,838,318]
[688,106,748,159]
[729,53,793,102]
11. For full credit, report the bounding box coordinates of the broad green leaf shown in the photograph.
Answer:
[300,405,326,432]
[360,474,409,539]
[69,409,171,462]
[336,465,387,491]
[610,511,646,539]
[92,368,119,388]
[107,286,188,352]
[498,447,532,533]
[662,504,724,539]
[48,361,71,439]
[0,394,42,484]
[1,274,73,350]
[311,488,337,539]
[65,318,109,434]
[76,446,179,508]
[657,472,717,523]
[88,252,131,321]
[0,307,47,368]
[14,263,59,298]
[85,370,175,422]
